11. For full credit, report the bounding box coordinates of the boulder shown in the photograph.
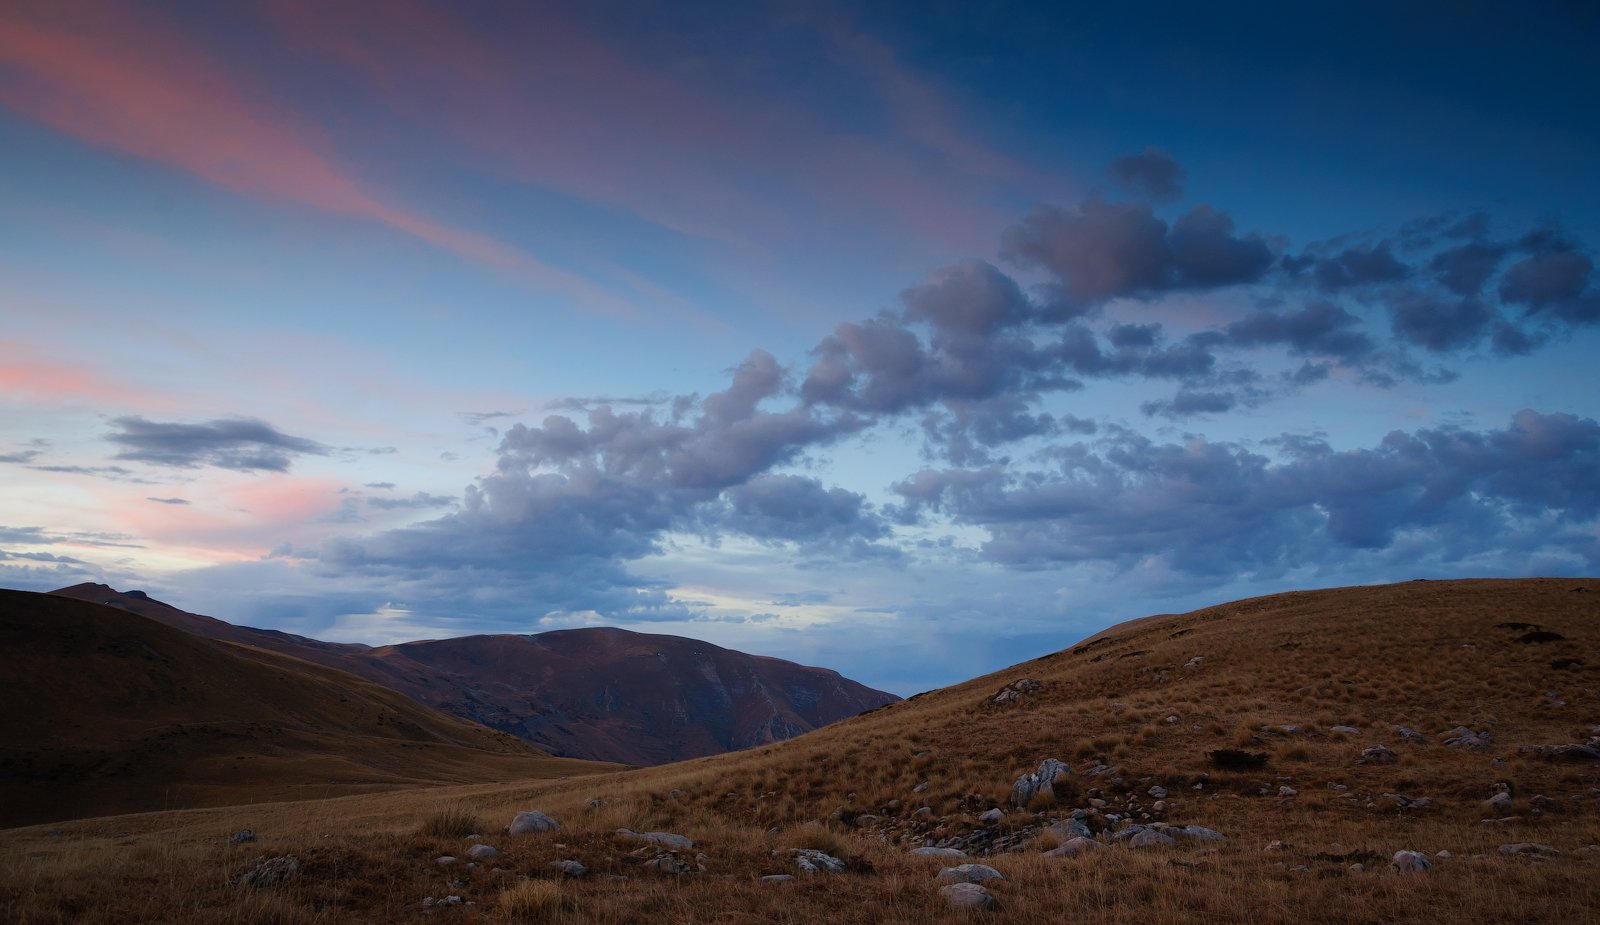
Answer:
[1011,758,1072,807]
[911,846,968,858]
[1442,727,1490,748]
[434,856,455,866]
[1045,817,1092,841]
[1361,745,1398,764]
[1329,725,1362,735]
[1484,792,1514,814]
[1147,786,1169,799]
[1394,725,1425,743]
[791,849,847,873]
[508,811,561,834]
[978,808,1005,825]
[1499,843,1560,860]
[939,882,997,911]
[466,844,498,860]
[935,863,1004,885]
[238,856,299,890]
[1042,836,1105,858]
[616,829,693,850]
[549,859,588,878]
[1178,825,1227,842]
[1390,850,1432,873]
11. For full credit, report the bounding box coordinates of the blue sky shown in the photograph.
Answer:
[2,1,1598,694]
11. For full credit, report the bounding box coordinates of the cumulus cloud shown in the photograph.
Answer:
[108,416,328,471]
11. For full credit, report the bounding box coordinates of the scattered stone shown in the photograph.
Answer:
[1126,828,1178,848]
[1043,836,1106,857]
[1360,745,1398,764]
[978,808,1005,825]
[913,781,930,793]
[993,678,1042,704]
[435,856,456,866]
[1442,727,1491,748]
[853,814,881,828]
[1481,816,1523,826]
[466,844,498,861]
[238,856,300,890]
[911,807,934,819]
[911,846,968,858]
[761,874,794,883]
[1436,850,1453,859]
[790,849,847,873]
[1045,817,1092,841]
[1517,743,1600,761]
[936,863,1004,885]
[586,798,603,810]
[1485,792,1514,814]
[1330,725,1362,736]
[1394,725,1425,743]
[1500,843,1560,859]
[230,830,256,844]
[1278,786,1298,798]
[1165,715,1180,725]
[549,860,587,878]
[1011,758,1072,808]
[1382,793,1432,811]
[1148,786,1169,799]
[616,829,693,850]
[508,811,561,834]
[1184,656,1204,669]
[643,852,703,876]
[1390,850,1432,873]
[939,882,998,912]
[1178,825,1227,842]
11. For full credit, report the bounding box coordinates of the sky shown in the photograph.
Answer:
[2,0,1598,695]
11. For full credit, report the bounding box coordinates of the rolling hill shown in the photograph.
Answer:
[0,591,616,827]
[50,583,899,764]
[4,578,1596,924]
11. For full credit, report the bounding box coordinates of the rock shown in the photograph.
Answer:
[913,781,930,793]
[1011,758,1072,808]
[1127,828,1178,848]
[1330,725,1362,735]
[238,856,299,890]
[790,849,846,873]
[616,829,693,850]
[1480,816,1522,826]
[978,808,1005,825]
[1045,817,1092,841]
[936,863,1003,885]
[1436,850,1452,859]
[1499,843,1560,859]
[667,789,683,800]
[1043,836,1105,857]
[1278,786,1298,798]
[435,856,456,866]
[1148,786,1169,799]
[644,852,702,876]
[1390,850,1432,873]
[911,807,934,819]
[466,844,498,860]
[1394,725,1425,743]
[993,678,1042,703]
[1178,825,1227,842]
[549,860,587,878]
[761,874,794,882]
[1382,793,1432,811]
[1184,656,1203,669]
[1518,743,1600,761]
[939,882,998,911]
[853,814,881,828]
[1484,792,1514,814]
[1361,745,1398,764]
[230,830,256,844]
[508,811,561,834]
[1442,727,1490,748]
[586,798,604,810]
[911,846,968,858]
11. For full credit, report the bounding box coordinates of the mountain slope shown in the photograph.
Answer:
[0,591,616,826]
[50,584,900,764]
[6,578,1597,925]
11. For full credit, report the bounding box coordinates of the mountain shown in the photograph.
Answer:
[8,578,1596,924]
[50,583,900,765]
[0,591,617,826]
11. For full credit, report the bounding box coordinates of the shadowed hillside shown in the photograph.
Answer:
[4,578,1597,924]
[0,591,617,827]
[51,584,899,764]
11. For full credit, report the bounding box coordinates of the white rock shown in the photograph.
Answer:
[936,863,1004,885]
[466,844,498,860]
[911,846,967,858]
[1330,725,1362,735]
[616,829,693,850]
[978,808,1005,825]
[1011,758,1072,808]
[939,882,997,911]
[1042,836,1105,857]
[790,849,846,873]
[508,811,561,834]
[1391,850,1432,873]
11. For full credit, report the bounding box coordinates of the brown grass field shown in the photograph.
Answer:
[3,577,1597,923]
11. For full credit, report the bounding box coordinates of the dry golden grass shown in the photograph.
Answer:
[3,578,1597,923]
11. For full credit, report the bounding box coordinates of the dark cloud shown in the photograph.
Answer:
[458,410,519,425]
[367,492,456,510]
[1106,146,1185,202]
[1428,241,1509,296]
[28,464,153,483]
[543,392,672,412]
[892,411,1599,575]
[364,481,397,489]
[1224,301,1375,360]
[1387,292,1496,352]
[713,474,889,548]
[108,416,328,471]
[146,496,190,505]
[1002,200,1272,309]
[0,449,41,464]
[1310,243,1410,291]
[1499,250,1598,322]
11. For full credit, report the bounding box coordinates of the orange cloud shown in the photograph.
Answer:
[0,0,628,316]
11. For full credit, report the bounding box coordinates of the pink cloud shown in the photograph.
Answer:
[0,1,633,317]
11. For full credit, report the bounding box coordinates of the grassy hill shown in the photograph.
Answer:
[2,578,1596,923]
[0,591,618,826]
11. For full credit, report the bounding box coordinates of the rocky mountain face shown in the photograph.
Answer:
[51,584,899,765]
